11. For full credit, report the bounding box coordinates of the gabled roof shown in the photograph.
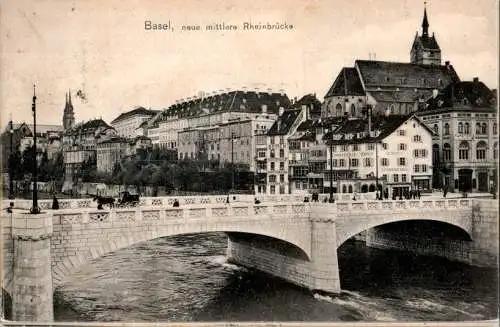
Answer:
[267,109,301,136]
[324,67,365,98]
[369,89,427,103]
[111,107,160,124]
[323,114,428,145]
[64,119,114,135]
[423,80,497,112]
[355,60,460,89]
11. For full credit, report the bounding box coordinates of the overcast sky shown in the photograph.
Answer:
[1,0,498,126]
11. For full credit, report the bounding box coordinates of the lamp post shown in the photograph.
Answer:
[329,130,334,202]
[30,84,40,214]
[231,132,235,191]
[8,116,14,199]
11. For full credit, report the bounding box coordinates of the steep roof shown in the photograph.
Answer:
[11,123,63,135]
[355,60,460,90]
[65,119,114,135]
[422,80,497,112]
[267,109,301,136]
[416,34,440,50]
[323,114,423,145]
[111,107,160,124]
[324,67,365,98]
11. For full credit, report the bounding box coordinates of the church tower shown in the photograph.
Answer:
[410,4,442,65]
[63,90,75,130]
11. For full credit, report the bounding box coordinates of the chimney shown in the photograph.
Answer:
[473,77,479,84]
[279,107,285,116]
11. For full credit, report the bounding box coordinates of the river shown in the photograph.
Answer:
[53,233,498,322]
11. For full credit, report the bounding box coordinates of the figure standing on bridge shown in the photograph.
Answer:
[173,199,180,207]
[52,194,59,210]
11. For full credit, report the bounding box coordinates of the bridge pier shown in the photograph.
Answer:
[11,212,53,322]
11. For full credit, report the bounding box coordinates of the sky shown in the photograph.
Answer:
[1,0,498,126]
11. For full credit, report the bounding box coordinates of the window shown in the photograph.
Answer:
[350,158,359,167]
[279,185,286,194]
[399,143,407,151]
[443,143,451,161]
[270,150,275,158]
[270,162,275,171]
[350,104,356,116]
[398,129,406,136]
[476,123,481,134]
[399,157,406,166]
[341,145,348,151]
[401,174,407,182]
[422,164,427,172]
[353,144,359,151]
[364,158,372,167]
[280,162,285,171]
[494,123,498,135]
[476,141,487,160]
[270,185,276,194]
[494,142,498,159]
[414,149,427,158]
[269,175,276,183]
[279,149,284,158]
[382,143,388,150]
[367,144,374,150]
[335,103,343,116]
[464,123,470,134]
[444,123,450,135]
[459,141,469,160]
[339,159,345,167]
[413,135,422,142]
[381,158,389,166]
[280,174,285,183]
[433,124,439,134]
[481,123,487,134]
[332,159,338,167]
[393,174,399,182]
[458,122,463,134]
[258,151,266,158]
[414,164,420,173]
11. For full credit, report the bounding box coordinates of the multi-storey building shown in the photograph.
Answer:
[263,107,309,195]
[322,6,460,119]
[96,135,152,173]
[325,114,435,197]
[111,107,159,138]
[417,78,498,193]
[62,119,116,189]
[146,90,291,150]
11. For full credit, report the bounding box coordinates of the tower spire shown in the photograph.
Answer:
[422,2,429,37]
[68,89,72,105]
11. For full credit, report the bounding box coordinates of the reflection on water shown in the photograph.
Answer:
[54,233,498,322]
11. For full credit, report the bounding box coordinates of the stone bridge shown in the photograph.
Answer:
[1,197,498,322]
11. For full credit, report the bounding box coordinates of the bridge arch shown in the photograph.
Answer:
[336,216,473,248]
[52,225,311,288]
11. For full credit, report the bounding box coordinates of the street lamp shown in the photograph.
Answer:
[329,129,334,202]
[8,115,14,199]
[30,84,40,214]
[231,132,235,191]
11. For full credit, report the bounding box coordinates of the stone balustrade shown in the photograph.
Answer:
[2,192,379,210]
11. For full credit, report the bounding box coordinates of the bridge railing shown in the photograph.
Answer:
[334,198,473,212]
[47,202,310,225]
[3,193,380,210]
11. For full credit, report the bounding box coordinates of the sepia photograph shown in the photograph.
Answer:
[0,0,498,326]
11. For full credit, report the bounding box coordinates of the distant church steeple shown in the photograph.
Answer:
[63,89,75,130]
[410,3,441,65]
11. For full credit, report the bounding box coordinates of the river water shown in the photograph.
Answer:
[54,233,498,322]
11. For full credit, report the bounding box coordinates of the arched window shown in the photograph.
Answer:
[494,123,498,135]
[390,104,396,114]
[348,185,353,193]
[464,123,470,134]
[368,184,375,192]
[476,123,481,134]
[433,124,439,134]
[342,185,347,193]
[458,122,463,133]
[444,123,450,135]
[443,143,451,161]
[476,141,487,160]
[481,123,487,134]
[494,142,498,159]
[350,104,356,117]
[459,141,469,160]
[335,103,343,117]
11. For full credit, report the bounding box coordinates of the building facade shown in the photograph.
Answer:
[418,79,498,193]
[111,107,159,138]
